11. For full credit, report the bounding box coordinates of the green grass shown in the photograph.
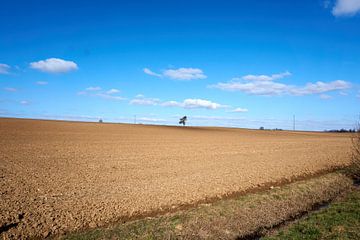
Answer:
[263,190,360,240]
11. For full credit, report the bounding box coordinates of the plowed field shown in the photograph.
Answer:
[0,118,352,238]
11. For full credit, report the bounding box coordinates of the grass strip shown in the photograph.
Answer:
[263,189,360,240]
[60,172,352,240]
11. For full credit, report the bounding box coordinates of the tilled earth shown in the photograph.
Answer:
[0,118,352,239]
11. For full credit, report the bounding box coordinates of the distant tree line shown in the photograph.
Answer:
[324,128,358,133]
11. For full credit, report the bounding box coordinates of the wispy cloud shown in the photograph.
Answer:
[94,93,125,101]
[105,88,120,94]
[210,72,351,96]
[4,87,17,92]
[143,68,162,77]
[30,58,78,73]
[163,68,207,80]
[20,100,30,105]
[239,71,291,81]
[130,95,160,106]
[0,63,10,74]
[79,87,125,101]
[332,0,360,16]
[35,81,48,85]
[319,94,332,100]
[230,107,249,113]
[162,99,227,110]
[339,91,348,96]
[323,0,331,8]
[144,67,207,80]
[86,86,101,91]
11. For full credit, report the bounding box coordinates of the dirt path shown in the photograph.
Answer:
[0,118,352,238]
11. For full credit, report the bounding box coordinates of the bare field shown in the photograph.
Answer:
[0,118,352,238]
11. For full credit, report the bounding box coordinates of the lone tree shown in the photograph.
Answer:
[179,116,187,126]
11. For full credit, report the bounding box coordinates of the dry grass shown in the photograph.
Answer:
[0,118,352,239]
[348,125,360,182]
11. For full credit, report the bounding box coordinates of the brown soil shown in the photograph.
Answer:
[0,118,352,239]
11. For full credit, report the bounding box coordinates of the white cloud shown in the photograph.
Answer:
[143,68,162,78]
[106,88,120,94]
[210,71,351,96]
[182,99,225,109]
[30,58,78,73]
[212,81,290,96]
[242,71,291,81]
[162,99,227,110]
[230,107,249,113]
[332,0,360,16]
[163,68,207,80]
[144,67,207,80]
[128,96,228,110]
[130,95,160,106]
[0,63,10,74]
[86,86,101,91]
[319,94,332,100]
[4,87,17,92]
[291,80,350,95]
[35,81,48,85]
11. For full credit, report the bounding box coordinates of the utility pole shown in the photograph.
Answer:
[293,115,296,131]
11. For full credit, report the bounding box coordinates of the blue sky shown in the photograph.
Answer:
[1,0,360,130]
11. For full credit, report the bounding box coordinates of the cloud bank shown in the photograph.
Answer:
[210,71,350,96]
[129,95,234,110]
